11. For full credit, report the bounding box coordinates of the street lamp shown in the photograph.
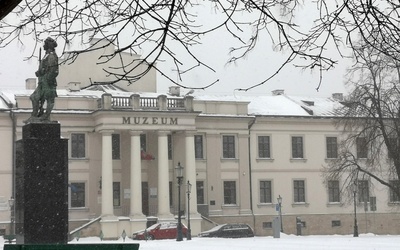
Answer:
[175,162,184,242]
[277,195,283,233]
[352,182,359,237]
[186,180,192,240]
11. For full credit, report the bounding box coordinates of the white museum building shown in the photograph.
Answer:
[0,40,399,238]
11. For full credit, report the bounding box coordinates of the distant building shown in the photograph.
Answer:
[0,41,399,238]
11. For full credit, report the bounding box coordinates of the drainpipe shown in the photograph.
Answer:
[247,117,256,234]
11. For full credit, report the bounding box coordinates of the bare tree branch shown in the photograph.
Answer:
[1,1,400,90]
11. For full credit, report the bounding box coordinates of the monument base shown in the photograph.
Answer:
[15,122,69,244]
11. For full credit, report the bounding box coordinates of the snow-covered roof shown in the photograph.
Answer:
[0,89,33,109]
[194,94,344,117]
[0,85,345,117]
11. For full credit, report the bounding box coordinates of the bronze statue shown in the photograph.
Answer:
[25,37,59,123]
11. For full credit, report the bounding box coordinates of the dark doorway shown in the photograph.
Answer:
[142,182,149,216]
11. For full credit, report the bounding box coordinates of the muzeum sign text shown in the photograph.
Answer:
[122,116,178,125]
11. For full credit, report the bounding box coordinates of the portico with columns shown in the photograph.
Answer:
[95,110,202,239]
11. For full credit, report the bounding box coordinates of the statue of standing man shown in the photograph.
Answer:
[25,37,59,123]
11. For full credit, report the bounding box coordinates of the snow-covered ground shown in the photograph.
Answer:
[1,233,399,250]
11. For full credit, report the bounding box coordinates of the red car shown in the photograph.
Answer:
[132,222,188,240]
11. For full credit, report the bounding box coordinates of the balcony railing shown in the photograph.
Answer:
[112,97,131,108]
[98,94,193,111]
[167,98,185,109]
[140,97,158,109]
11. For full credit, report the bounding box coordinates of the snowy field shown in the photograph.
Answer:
[2,233,400,250]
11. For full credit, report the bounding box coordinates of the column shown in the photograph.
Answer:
[129,130,144,218]
[101,130,114,217]
[157,131,172,219]
[184,131,202,236]
[129,131,147,234]
[185,131,198,215]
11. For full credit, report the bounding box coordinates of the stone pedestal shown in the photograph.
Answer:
[15,123,69,244]
[130,218,147,235]
[99,218,119,239]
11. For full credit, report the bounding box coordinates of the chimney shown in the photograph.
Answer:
[25,78,36,90]
[68,82,81,92]
[169,86,180,96]
[332,93,343,101]
[272,89,284,96]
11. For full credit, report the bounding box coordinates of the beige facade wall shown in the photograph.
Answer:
[247,117,400,235]
[194,115,253,218]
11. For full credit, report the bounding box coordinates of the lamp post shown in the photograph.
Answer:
[186,180,192,240]
[277,195,283,233]
[175,162,184,242]
[352,182,359,237]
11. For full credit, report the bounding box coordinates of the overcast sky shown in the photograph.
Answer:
[0,3,350,97]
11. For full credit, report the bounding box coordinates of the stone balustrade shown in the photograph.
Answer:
[98,94,194,111]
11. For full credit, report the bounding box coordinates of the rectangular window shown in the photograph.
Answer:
[194,135,204,159]
[222,135,236,159]
[258,136,271,158]
[113,182,120,207]
[357,180,369,203]
[112,134,120,160]
[389,180,400,202]
[140,134,147,151]
[388,138,398,159]
[260,180,272,203]
[293,180,306,203]
[168,134,172,160]
[71,133,85,158]
[70,182,85,208]
[326,137,338,159]
[331,220,341,227]
[196,181,205,204]
[291,136,304,158]
[262,222,272,229]
[328,180,340,203]
[370,196,377,211]
[223,181,236,204]
[356,137,368,159]
[142,182,149,216]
